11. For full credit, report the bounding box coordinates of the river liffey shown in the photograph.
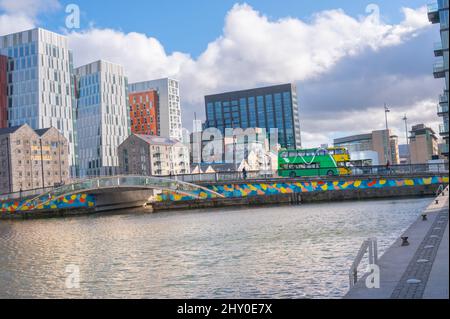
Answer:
[0,197,432,299]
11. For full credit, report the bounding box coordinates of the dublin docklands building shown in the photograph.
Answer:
[204,83,302,149]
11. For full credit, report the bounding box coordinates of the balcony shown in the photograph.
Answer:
[440,93,449,104]
[439,143,449,156]
[434,42,444,56]
[438,103,449,115]
[428,3,440,23]
[439,123,449,135]
[433,61,446,78]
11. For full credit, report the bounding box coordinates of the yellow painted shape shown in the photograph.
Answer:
[379,179,386,185]
[354,180,361,187]
[405,179,414,186]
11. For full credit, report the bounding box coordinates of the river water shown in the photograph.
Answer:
[0,197,431,299]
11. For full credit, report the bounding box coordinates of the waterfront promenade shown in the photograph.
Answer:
[345,186,449,299]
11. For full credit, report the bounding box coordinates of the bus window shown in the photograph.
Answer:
[288,151,298,157]
[280,152,288,158]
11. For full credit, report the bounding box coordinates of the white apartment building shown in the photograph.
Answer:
[118,134,190,176]
[128,78,182,140]
[75,60,130,177]
[0,28,77,175]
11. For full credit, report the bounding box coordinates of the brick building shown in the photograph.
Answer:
[0,124,69,194]
[129,90,158,136]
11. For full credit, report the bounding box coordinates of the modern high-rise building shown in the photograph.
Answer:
[428,0,449,157]
[409,124,439,164]
[0,55,7,128]
[128,90,158,136]
[129,78,182,140]
[0,28,77,174]
[204,83,301,149]
[334,129,400,165]
[75,60,130,177]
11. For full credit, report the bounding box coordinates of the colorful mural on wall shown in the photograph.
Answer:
[1,194,95,213]
[156,176,450,202]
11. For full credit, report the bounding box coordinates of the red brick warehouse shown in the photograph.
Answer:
[128,90,159,136]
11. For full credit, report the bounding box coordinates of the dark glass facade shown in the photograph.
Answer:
[204,83,301,149]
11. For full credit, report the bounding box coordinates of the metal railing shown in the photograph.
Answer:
[433,61,446,74]
[349,238,378,288]
[0,186,55,202]
[1,164,448,202]
[438,104,448,114]
[15,175,225,211]
[427,2,439,13]
[167,163,449,183]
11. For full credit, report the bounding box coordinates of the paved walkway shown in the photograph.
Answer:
[345,186,449,299]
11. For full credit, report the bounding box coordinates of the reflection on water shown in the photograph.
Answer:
[0,197,431,299]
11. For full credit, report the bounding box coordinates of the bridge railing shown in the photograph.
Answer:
[1,163,448,202]
[14,175,226,211]
[166,163,449,183]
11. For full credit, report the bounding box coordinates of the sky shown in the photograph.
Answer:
[0,0,445,148]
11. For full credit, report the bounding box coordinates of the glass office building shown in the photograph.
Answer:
[75,60,130,177]
[428,0,449,157]
[204,83,301,149]
[0,28,77,175]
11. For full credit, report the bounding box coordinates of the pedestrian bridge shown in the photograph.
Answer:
[16,175,225,211]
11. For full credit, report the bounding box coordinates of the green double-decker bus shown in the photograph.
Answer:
[278,147,351,178]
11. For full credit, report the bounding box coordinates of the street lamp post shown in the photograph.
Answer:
[403,114,410,164]
[384,104,390,130]
[383,104,392,165]
[39,138,45,190]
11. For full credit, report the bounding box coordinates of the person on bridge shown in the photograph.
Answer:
[386,160,391,175]
[242,167,248,180]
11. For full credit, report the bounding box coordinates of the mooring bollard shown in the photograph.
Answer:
[401,236,409,246]
[435,199,439,205]
[422,214,428,221]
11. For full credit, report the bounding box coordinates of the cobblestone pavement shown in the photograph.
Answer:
[390,209,449,299]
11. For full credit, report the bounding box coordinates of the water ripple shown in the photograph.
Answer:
[0,197,431,299]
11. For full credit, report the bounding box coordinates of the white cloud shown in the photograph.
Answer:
[66,4,430,105]
[301,99,442,148]
[2,1,437,147]
[0,12,34,35]
[0,0,60,17]
[0,0,60,35]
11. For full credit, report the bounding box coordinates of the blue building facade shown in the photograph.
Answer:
[428,0,449,157]
[204,83,301,149]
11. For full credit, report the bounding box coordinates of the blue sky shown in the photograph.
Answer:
[0,0,444,147]
[38,0,430,56]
